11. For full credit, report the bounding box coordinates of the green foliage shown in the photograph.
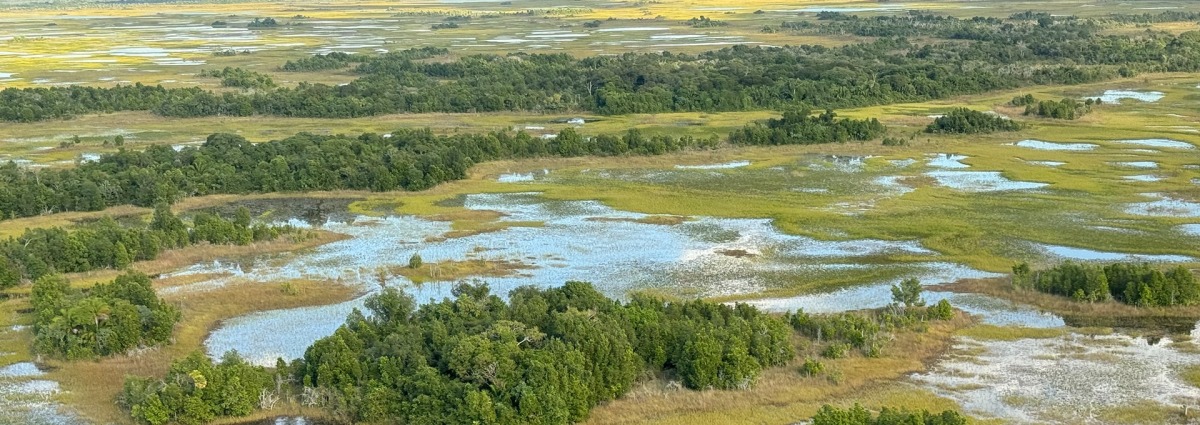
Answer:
[0,205,293,285]
[408,253,423,269]
[280,52,364,72]
[687,16,728,28]
[1025,261,1200,307]
[246,17,278,29]
[928,299,954,321]
[891,278,925,308]
[295,282,794,423]
[12,10,1200,122]
[729,109,887,146]
[821,342,850,359]
[1012,262,1032,289]
[121,351,275,425]
[800,357,824,376]
[925,108,1022,134]
[197,67,275,90]
[1015,95,1098,120]
[31,271,180,359]
[881,136,907,146]
[812,403,967,425]
[0,128,715,221]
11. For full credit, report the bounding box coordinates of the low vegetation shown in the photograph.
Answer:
[811,404,966,425]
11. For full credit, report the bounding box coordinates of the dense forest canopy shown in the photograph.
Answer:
[31,271,179,359]
[122,280,956,424]
[4,12,1200,122]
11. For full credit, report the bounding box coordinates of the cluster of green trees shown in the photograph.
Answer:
[728,109,887,145]
[122,351,276,425]
[0,128,714,221]
[10,11,1200,121]
[1011,94,1099,119]
[247,17,278,29]
[116,278,957,424]
[31,272,179,359]
[811,404,967,425]
[0,204,295,288]
[925,108,1022,134]
[197,67,275,90]
[280,52,365,72]
[293,282,792,423]
[687,16,727,27]
[1013,261,1200,306]
[0,83,172,122]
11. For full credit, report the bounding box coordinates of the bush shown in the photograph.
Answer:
[800,358,824,376]
[822,342,850,359]
[925,108,1022,134]
[928,299,955,321]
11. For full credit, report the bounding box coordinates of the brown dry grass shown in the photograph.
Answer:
[585,314,973,425]
[43,278,362,425]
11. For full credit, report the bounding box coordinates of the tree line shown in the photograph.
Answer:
[0,125,725,221]
[31,271,179,359]
[0,204,299,288]
[121,279,957,424]
[1,107,894,224]
[7,11,1200,121]
[1013,261,1200,306]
